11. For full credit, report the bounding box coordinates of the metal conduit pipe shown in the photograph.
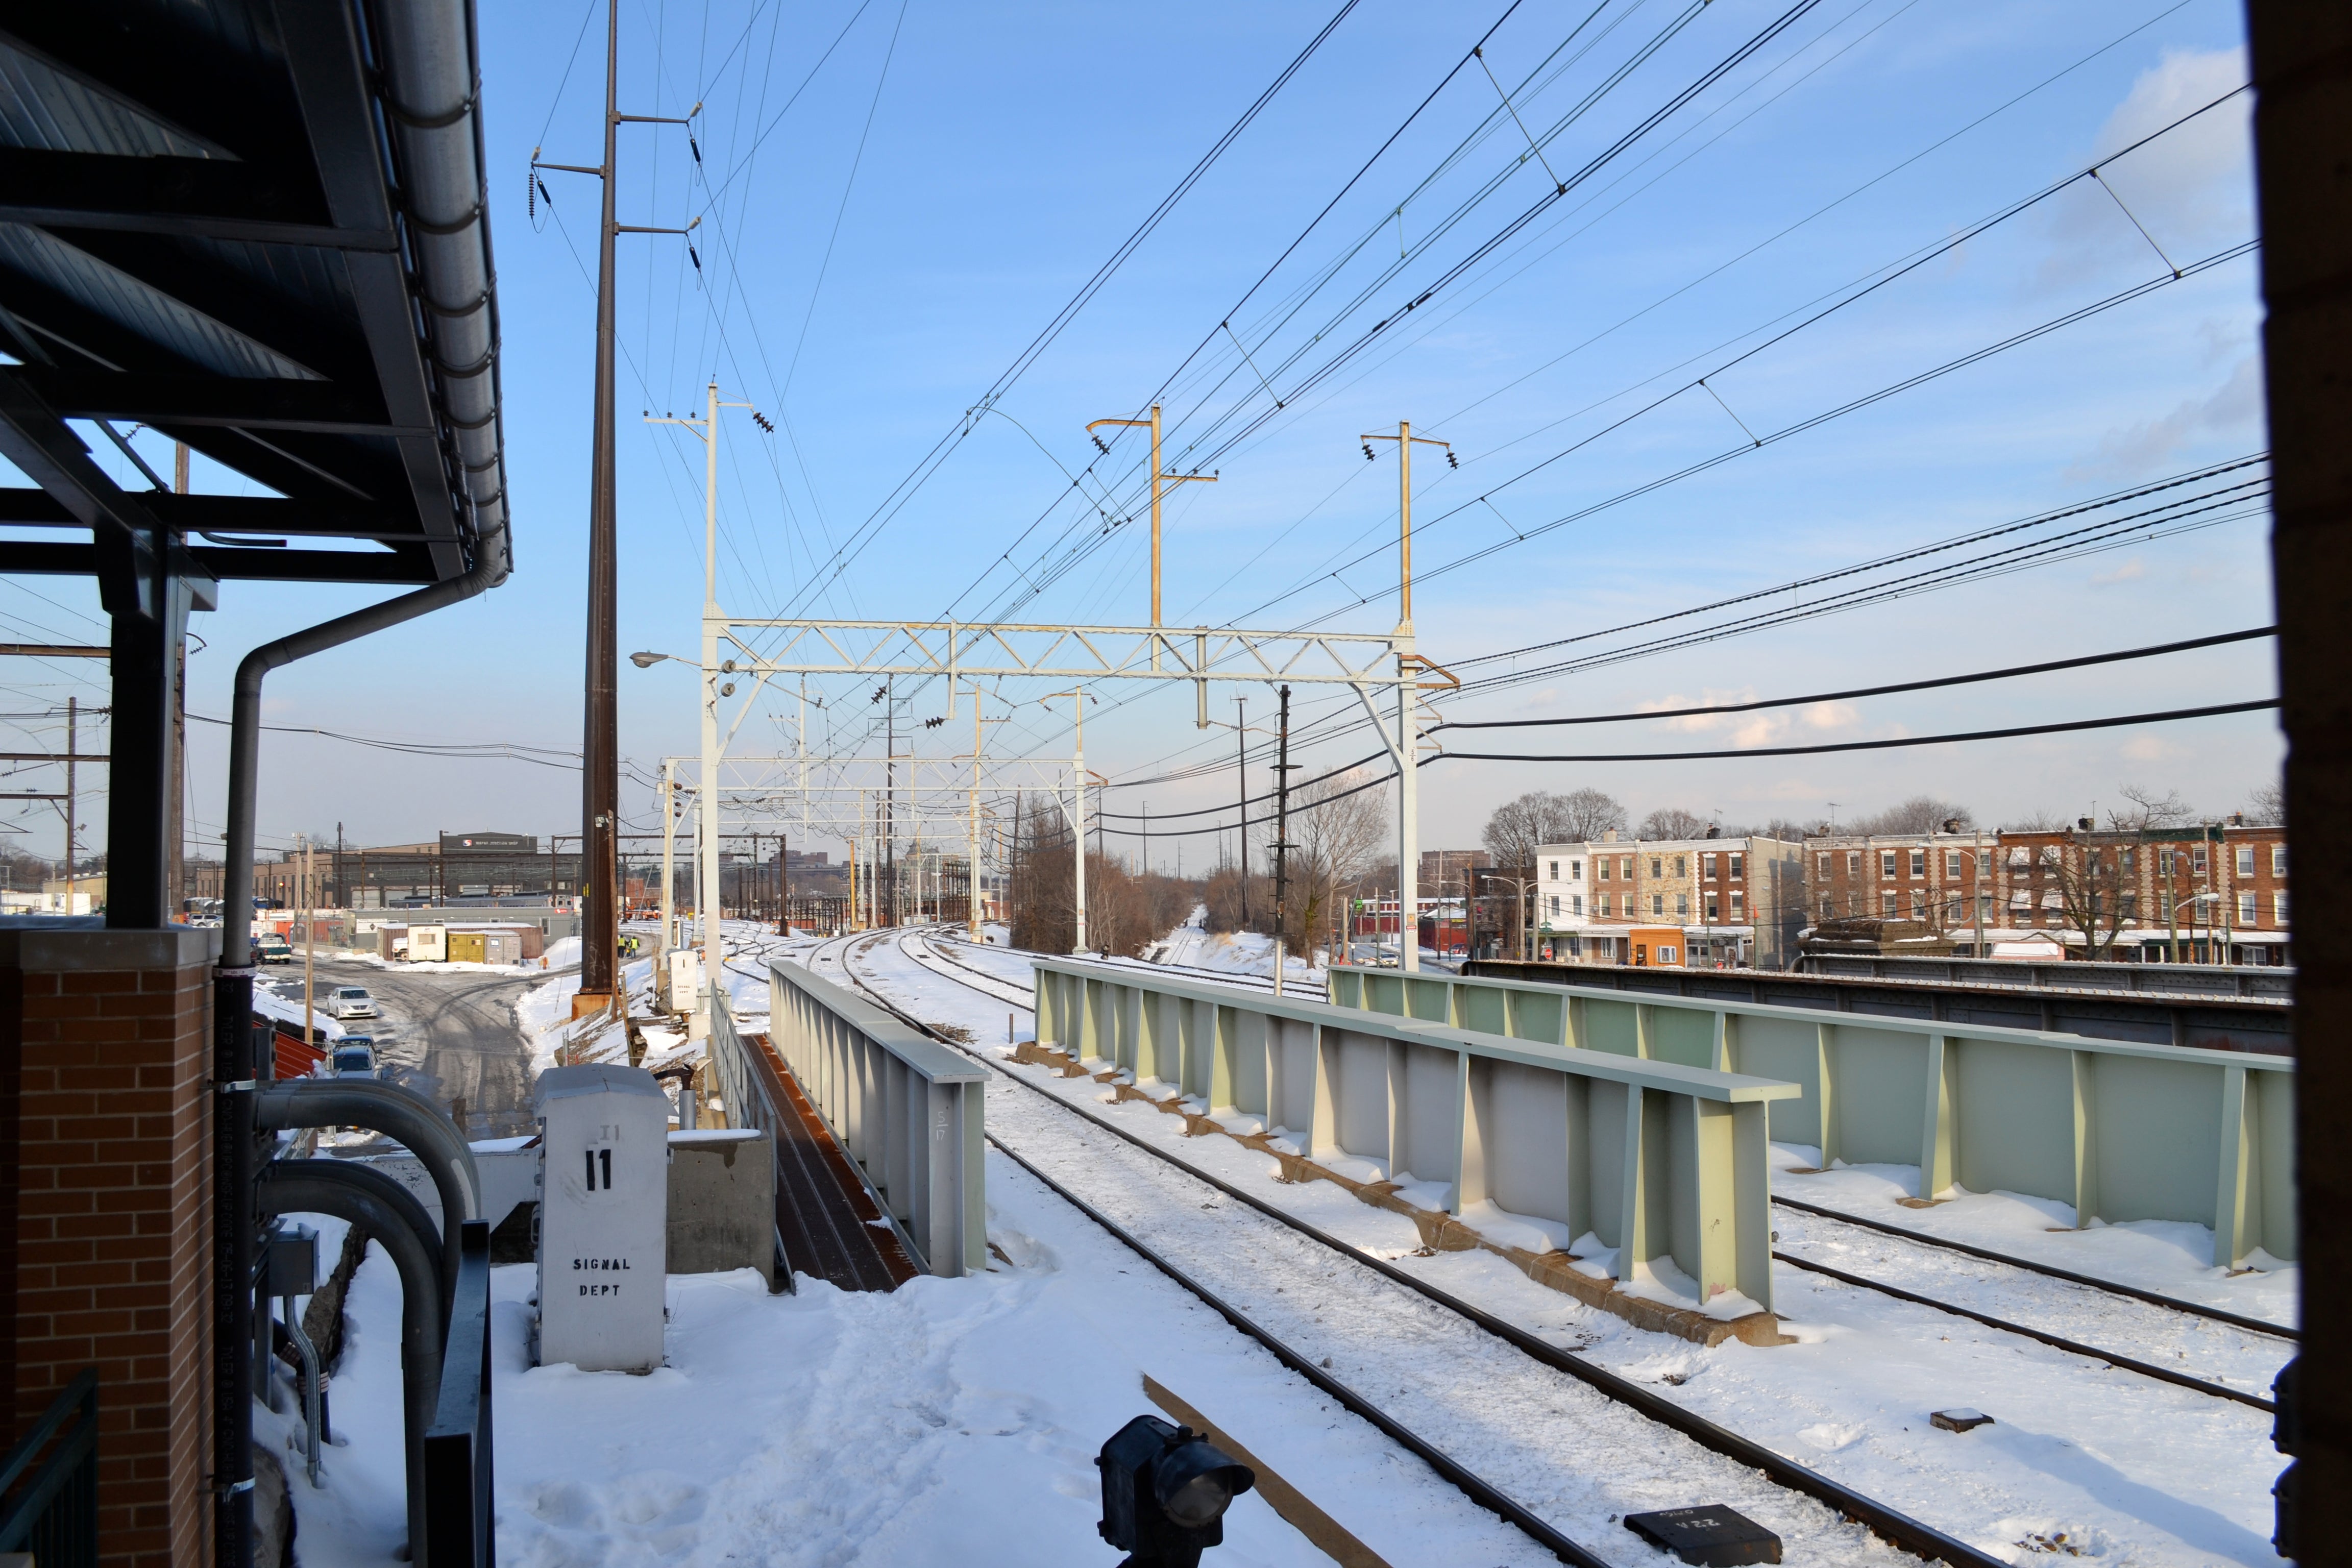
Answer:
[257,1160,445,1560]
[254,1077,481,1293]
[376,0,509,551]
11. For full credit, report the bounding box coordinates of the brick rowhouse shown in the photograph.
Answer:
[6,927,215,1568]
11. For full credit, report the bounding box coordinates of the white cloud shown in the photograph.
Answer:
[2045,47,2252,280]
[1801,702,1859,731]
[2064,354,2263,480]
[2122,734,2184,762]
[2091,557,2147,586]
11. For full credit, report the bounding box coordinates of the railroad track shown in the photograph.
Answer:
[832,930,2010,1568]
[901,926,2292,1408]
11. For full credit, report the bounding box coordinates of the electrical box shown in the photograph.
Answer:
[533,1064,670,1373]
[408,924,448,962]
[667,948,702,1010]
[266,1224,318,1298]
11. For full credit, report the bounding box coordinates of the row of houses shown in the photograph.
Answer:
[1452,818,2287,970]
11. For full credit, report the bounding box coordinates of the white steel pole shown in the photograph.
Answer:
[698,381,723,1022]
[659,758,677,988]
[969,688,983,940]
[1072,696,1088,954]
[1395,424,1419,975]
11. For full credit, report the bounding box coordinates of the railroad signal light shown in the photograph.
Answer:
[1096,1415,1255,1568]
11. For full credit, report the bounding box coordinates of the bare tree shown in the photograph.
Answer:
[2002,808,2069,832]
[1636,805,1710,840]
[1556,787,1629,841]
[1482,788,1625,865]
[2243,777,2284,827]
[2046,837,2132,959]
[1286,767,1387,957]
[2110,785,2196,830]
[1853,796,1974,835]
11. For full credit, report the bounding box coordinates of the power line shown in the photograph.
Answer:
[1435,627,2276,730]
[779,0,1368,612]
[1440,699,2277,763]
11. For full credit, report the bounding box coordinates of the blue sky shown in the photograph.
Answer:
[2,0,2274,867]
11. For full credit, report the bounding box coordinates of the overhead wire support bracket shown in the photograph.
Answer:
[1474,45,1566,193]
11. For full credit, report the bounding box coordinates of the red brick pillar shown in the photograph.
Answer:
[5,927,217,1568]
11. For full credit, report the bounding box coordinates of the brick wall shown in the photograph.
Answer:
[5,927,216,1568]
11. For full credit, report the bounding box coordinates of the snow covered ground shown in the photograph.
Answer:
[281,929,2293,1566]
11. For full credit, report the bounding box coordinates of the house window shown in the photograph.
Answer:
[1847,851,1861,877]
[1979,894,1994,923]
[1673,855,1686,877]
[2039,845,2060,866]
[1570,859,1582,879]
[2008,846,2031,868]
[1818,852,1830,876]
[2276,891,2289,925]
[1820,895,1833,916]
[1548,861,1559,879]
[1728,852,1743,879]
[2193,846,2208,874]
[1676,893,1689,917]
[1945,897,1963,924]
[1549,895,1560,916]
[1729,890,1744,919]
[2272,845,2287,878]
[1597,859,1610,881]
[1621,856,1633,879]
[2239,891,2258,925]
[2121,847,2136,876]
[1706,892,1720,920]
[1909,849,1925,877]
[1658,945,1678,964]
[1701,853,1717,879]
[1597,893,1611,917]
[1881,891,1898,916]
[2121,892,2138,919]
[1650,857,1663,878]
[2237,846,2256,878]
[1880,850,1896,878]
[1651,894,1664,916]
[1573,894,1584,916]
[1946,851,1962,878]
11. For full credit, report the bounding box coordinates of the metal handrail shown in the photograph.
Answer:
[0,1367,99,1568]
[423,1220,495,1567]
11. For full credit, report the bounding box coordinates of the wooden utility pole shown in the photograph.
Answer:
[62,695,76,913]
[533,6,696,1020]
[300,836,316,1048]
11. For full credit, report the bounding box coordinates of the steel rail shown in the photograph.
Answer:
[1770,1250,2274,1412]
[835,941,2006,1568]
[1770,1194,2296,1341]
[983,1133,1609,1567]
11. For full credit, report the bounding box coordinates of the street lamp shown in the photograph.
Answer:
[1936,819,1990,961]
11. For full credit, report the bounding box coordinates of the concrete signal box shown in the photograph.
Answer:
[666,948,702,1011]
[533,1064,670,1372]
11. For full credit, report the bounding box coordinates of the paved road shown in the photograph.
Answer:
[283,961,566,1138]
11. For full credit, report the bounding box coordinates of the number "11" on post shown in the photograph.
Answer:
[583,1147,612,1190]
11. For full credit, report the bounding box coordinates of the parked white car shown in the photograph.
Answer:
[328,986,379,1020]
